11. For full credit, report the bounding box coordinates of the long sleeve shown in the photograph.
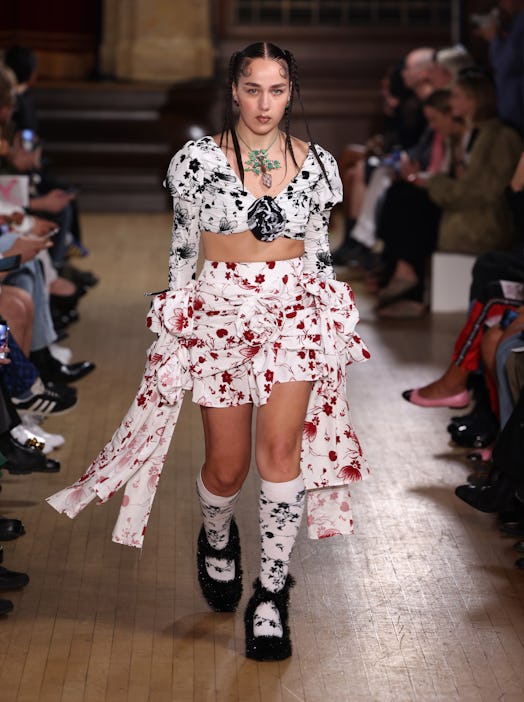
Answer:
[164,141,204,290]
[303,146,343,279]
[428,121,522,210]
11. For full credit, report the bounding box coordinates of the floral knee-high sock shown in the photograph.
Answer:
[196,468,240,581]
[255,474,305,636]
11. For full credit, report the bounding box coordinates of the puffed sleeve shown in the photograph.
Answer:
[303,146,343,279]
[164,140,204,290]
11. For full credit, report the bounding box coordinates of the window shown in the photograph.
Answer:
[233,0,450,27]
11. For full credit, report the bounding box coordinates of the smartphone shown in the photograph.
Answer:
[0,319,9,359]
[0,254,22,272]
[21,129,36,152]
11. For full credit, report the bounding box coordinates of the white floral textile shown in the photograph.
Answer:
[47,258,370,548]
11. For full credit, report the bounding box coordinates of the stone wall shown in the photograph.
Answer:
[100,0,214,82]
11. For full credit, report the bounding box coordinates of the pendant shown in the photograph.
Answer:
[261,171,272,188]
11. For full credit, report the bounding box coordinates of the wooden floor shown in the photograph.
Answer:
[1,213,524,702]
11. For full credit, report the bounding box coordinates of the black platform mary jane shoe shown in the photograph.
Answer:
[244,575,295,662]
[196,519,242,612]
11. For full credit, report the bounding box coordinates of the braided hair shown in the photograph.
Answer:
[219,42,329,186]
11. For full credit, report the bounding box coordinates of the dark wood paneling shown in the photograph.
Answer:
[212,12,452,157]
[34,80,216,212]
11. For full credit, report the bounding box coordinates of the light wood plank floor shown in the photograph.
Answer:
[1,213,523,702]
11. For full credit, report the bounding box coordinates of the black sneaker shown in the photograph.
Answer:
[12,379,77,416]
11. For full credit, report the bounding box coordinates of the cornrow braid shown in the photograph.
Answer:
[283,48,330,188]
[282,49,298,172]
[220,51,245,183]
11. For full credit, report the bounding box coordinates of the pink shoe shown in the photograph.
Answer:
[402,388,470,408]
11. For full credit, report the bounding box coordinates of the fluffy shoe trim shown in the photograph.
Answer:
[244,575,295,661]
[197,518,242,612]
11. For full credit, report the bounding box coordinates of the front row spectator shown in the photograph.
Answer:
[401,151,524,565]
[374,70,522,317]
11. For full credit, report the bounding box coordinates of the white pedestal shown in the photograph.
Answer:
[430,252,476,312]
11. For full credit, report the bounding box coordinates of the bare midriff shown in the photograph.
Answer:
[201,229,304,263]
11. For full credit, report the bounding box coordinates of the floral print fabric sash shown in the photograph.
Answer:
[47,259,370,548]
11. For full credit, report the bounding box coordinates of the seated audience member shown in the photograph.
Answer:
[0,345,50,619]
[472,0,524,134]
[0,58,98,293]
[0,346,61,474]
[451,343,524,573]
[370,89,466,316]
[452,381,524,540]
[0,228,95,384]
[4,45,38,133]
[372,71,521,317]
[402,152,524,439]
[347,47,476,261]
[333,47,434,265]
[490,307,524,428]
[428,70,521,254]
[428,44,476,90]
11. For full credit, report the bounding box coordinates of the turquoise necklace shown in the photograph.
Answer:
[236,130,282,188]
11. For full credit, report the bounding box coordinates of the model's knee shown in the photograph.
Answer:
[203,459,249,495]
[257,435,301,473]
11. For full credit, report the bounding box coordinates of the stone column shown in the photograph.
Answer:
[100,0,214,82]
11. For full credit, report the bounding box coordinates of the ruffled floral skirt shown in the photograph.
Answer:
[47,257,370,547]
[189,258,358,405]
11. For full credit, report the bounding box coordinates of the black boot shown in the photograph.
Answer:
[455,470,517,513]
[244,575,295,661]
[196,518,242,612]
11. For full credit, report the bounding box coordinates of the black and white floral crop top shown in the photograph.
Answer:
[164,136,343,289]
